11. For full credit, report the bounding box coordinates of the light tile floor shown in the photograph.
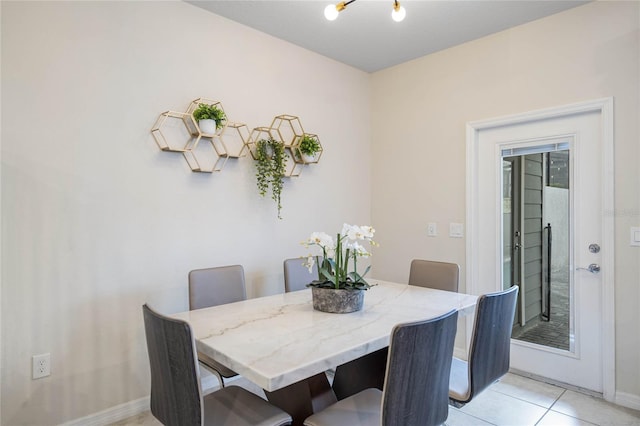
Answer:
[113,373,640,426]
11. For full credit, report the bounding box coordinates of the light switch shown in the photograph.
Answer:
[631,227,640,247]
[449,223,464,238]
[427,223,437,237]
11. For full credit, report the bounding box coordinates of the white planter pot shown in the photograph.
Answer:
[302,153,316,163]
[198,119,217,135]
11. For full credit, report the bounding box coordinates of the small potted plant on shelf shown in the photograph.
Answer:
[301,224,377,313]
[255,138,287,219]
[297,134,321,163]
[192,103,227,135]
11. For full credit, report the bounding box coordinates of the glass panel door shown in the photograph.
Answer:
[502,147,571,351]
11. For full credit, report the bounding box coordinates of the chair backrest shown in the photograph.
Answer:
[188,265,246,310]
[408,259,460,292]
[283,258,318,292]
[142,304,203,426]
[381,309,458,426]
[467,285,519,400]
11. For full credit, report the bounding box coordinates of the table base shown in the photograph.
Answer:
[264,372,337,426]
[332,347,388,400]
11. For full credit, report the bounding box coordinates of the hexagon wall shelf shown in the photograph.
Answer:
[220,122,250,158]
[183,136,228,173]
[247,127,281,160]
[186,97,228,137]
[292,133,323,165]
[283,147,303,177]
[152,98,239,173]
[151,111,199,152]
[247,126,303,177]
[270,114,304,147]
[151,104,321,181]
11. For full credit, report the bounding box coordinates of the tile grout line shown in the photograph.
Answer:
[448,405,500,426]
[489,386,565,411]
[545,389,602,426]
[534,389,565,426]
[548,388,566,411]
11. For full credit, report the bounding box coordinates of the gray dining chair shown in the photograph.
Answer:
[449,285,519,407]
[332,260,459,401]
[189,265,247,387]
[142,304,292,426]
[189,265,247,310]
[283,258,319,292]
[304,309,458,426]
[408,259,460,292]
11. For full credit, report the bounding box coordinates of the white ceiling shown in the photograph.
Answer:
[186,0,588,73]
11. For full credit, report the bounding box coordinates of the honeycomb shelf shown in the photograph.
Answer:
[186,97,228,137]
[247,126,303,177]
[183,136,228,173]
[220,122,250,158]
[152,98,244,173]
[151,111,199,152]
[151,106,321,179]
[270,114,304,147]
[292,133,323,165]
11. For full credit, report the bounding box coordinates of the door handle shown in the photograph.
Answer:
[577,263,600,274]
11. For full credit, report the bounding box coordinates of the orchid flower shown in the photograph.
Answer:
[301,224,377,290]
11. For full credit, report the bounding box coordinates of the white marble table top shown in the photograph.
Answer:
[171,280,478,392]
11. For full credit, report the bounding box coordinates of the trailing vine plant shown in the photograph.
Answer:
[255,138,287,219]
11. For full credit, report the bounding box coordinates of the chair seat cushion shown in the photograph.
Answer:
[204,385,291,426]
[448,357,471,402]
[199,351,238,378]
[303,388,382,426]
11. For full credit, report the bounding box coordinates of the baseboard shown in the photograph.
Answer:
[61,372,221,425]
[509,368,603,398]
[614,391,640,411]
[61,396,150,426]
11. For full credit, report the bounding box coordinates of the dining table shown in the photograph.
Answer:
[171,279,478,425]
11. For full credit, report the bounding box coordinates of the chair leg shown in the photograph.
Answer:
[448,398,465,408]
[199,361,226,388]
[213,370,226,388]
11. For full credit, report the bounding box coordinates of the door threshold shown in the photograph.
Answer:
[509,368,603,399]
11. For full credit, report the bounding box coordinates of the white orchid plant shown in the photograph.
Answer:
[302,224,378,290]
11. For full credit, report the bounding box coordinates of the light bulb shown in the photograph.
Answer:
[391,4,406,22]
[324,4,339,21]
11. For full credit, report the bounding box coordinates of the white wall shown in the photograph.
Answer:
[0,1,371,424]
[371,1,640,405]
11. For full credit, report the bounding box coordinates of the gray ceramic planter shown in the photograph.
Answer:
[311,287,364,313]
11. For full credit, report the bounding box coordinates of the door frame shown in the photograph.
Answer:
[465,98,615,401]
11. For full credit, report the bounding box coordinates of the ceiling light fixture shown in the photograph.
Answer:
[324,0,406,22]
[324,0,355,21]
[391,0,406,22]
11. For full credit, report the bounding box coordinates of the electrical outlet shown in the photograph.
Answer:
[427,223,437,236]
[32,353,50,379]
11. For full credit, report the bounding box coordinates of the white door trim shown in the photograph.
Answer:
[465,98,615,401]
